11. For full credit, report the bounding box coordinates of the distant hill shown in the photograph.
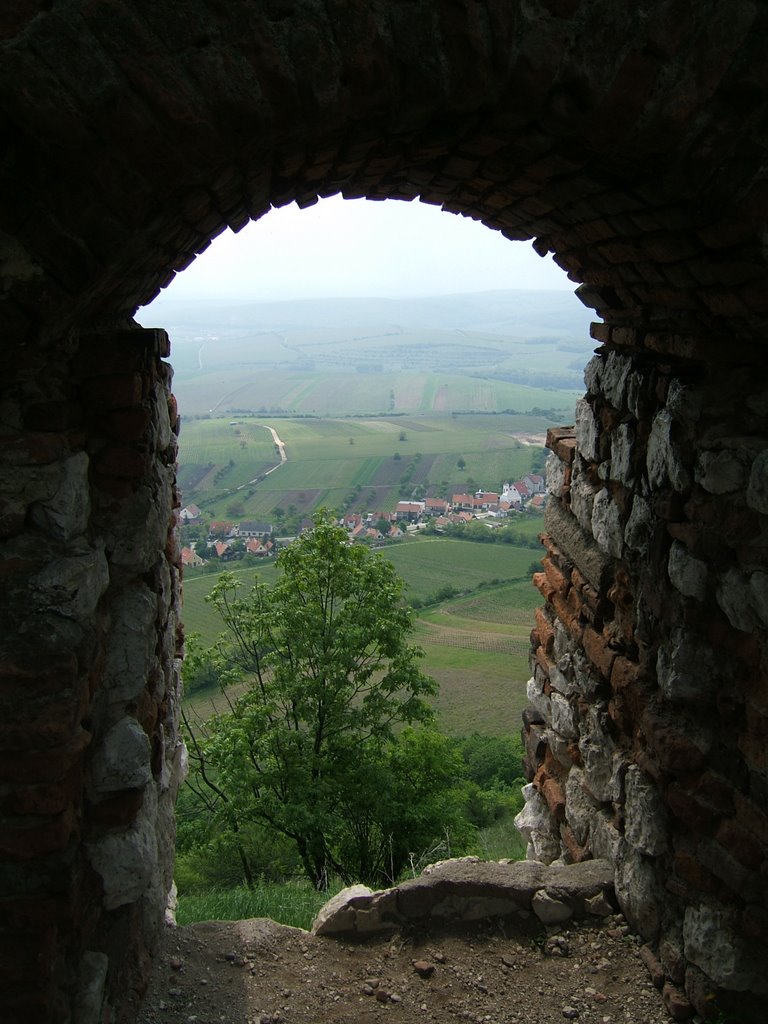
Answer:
[139,288,593,336]
[137,290,593,416]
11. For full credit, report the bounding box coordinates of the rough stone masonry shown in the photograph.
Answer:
[1,1,767,1022]
[519,332,768,1020]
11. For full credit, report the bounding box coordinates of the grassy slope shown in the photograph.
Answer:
[182,538,540,738]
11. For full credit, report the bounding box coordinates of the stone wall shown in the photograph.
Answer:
[0,326,184,1023]
[518,324,768,1020]
[0,2,767,1022]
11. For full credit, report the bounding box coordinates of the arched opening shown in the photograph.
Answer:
[135,193,592,909]
[2,4,767,1022]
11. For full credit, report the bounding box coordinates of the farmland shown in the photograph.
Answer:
[151,289,584,738]
[139,289,594,418]
[176,367,580,419]
[182,536,539,737]
[176,412,553,520]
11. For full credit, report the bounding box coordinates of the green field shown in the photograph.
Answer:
[140,290,594,418]
[182,537,539,738]
[177,412,554,519]
[177,368,580,418]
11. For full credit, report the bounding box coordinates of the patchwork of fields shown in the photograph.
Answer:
[176,367,580,418]
[177,412,553,519]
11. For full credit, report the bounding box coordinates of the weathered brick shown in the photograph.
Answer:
[542,554,570,596]
[541,776,567,821]
[582,626,616,679]
[534,606,555,656]
[639,945,665,988]
[610,654,639,691]
[551,592,584,641]
[532,571,555,602]
[561,823,589,862]
[662,980,694,1021]
[534,645,552,676]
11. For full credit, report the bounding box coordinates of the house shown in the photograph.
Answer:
[451,493,477,511]
[424,497,449,515]
[350,524,382,542]
[208,520,236,539]
[235,520,272,538]
[474,490,500,510]
[179,504,202,522]
[213,540,233,559]
[342,513,363,530]
[180,546,204,567]
[245,538,273,556]
[394,501,425,521]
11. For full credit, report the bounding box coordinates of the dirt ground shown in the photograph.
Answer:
[137,911,674,1024]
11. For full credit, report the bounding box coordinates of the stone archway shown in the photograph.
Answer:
[1,3,767,1021]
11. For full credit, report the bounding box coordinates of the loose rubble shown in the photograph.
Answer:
[138,912,674,1024]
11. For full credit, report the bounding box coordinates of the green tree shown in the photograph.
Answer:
[194,511,445,889]
[457,456,466,470]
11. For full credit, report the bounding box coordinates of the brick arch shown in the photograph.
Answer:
[2,1,767,336]
[2,3,768,1023]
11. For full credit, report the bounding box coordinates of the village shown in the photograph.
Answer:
[178,472,546,567]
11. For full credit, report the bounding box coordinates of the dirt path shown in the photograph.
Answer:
[137,913,673,1024]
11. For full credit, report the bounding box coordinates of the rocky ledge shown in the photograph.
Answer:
[313,857,615,937]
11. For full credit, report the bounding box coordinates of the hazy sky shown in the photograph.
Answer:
[143,194,572,308]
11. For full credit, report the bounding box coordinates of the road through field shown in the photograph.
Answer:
[262,424,287,471]
[236,424,287,490]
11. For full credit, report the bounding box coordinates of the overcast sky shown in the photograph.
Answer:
[143,194,572,308]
